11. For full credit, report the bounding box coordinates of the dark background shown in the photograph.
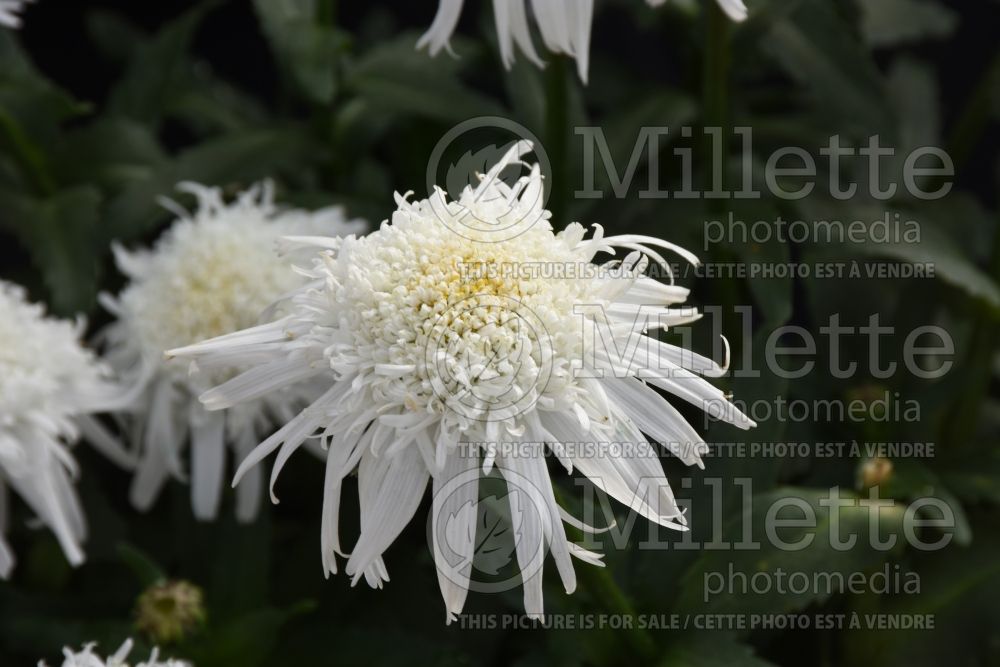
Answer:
[2,1,999,665]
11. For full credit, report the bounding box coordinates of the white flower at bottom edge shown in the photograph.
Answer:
[40,638,191,667]
[0,281,130,577]
[170,141,755,621]
[99,181,366,523]
[0,0,33,29]
[418,0,748,83]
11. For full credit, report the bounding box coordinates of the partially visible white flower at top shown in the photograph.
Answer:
[100,181,366,524]
[0,0,34,29]
[0,281,129,578]
[647,0,747,22]
[40,638,191,667]
[418,0,748,83]
[170,142,754,621]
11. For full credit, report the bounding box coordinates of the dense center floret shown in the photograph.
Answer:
[119,216,305,377]
[326,197,598,424]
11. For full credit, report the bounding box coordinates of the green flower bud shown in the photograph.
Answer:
[135,580,206,644]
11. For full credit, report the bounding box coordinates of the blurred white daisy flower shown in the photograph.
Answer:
[0,0,33,29]
[170,143,754,620]
[100,181,365,523]
[418,0,747,83]
[0,281,130,578]
[40,638,191,667]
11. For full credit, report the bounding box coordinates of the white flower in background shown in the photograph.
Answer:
[100,182,365,523]
[647,0,747,22]
[40,638,191,667]
[170,142,754,621]
[418,0,747,83]
[0,282,130,578]
[419,0,593,81]
[0,0,33,29]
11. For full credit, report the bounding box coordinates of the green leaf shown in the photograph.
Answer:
[104,126,316,242]
[117,542,167,588]
[253,0,346,104]
[85,9,145,63]
[886,58,940,153]
[855,0,958,47]
[798,198,1000,310]
[0,187,103,314]
[108,2,216,124]
[881,460,972,547]
[184,602,316,667]
[842,525,1000,667]
[346,33,505,123]
[661,632,777,667]
[853,219,1000,309]
[52,117,166,189]
[0,34,87,170]
[582,91,697,201]
[0,612,133,665]
[761,0,891,137]
[940,451,1000,506]
[167,74,270,135]
[0,107,55,193]
[674,487,907,618]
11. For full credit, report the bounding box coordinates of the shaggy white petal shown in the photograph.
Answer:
[0,0,32,29]
[190,408,225,520]
[714,0,749,21]
[432,450,479,623]
[0,535,13,578]
[493,0,544,70]
[416,0,464,56]
[497,448,548,618]
[40,638,192,667]
[346,446,429,587]
[503,441,577,593]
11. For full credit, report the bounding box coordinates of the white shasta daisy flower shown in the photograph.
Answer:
[0,281,130,578]
[418,0,747,83]
[0,0,33,29]
[41,638,191,667]
[170,142,754,620]
[100,181,365,523]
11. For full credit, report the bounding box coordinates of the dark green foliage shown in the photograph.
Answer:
[1,1,998,665]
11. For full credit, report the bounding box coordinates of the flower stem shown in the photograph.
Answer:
[941,212,1000,450]
[552,485,657,660]
[938,48,1000,450]
[701,1,730,195]
[947,49,1000,175]
[577,564,658,661]
[317,0,336,27]
[701,3,743,352]
[544,55,569,222]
